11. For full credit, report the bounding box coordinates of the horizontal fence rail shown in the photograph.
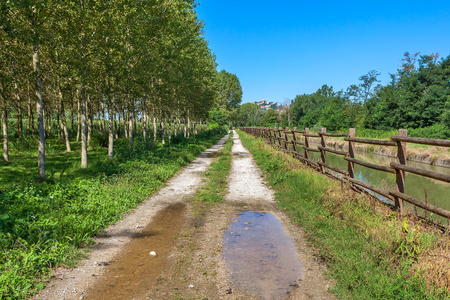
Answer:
[239,126,450,225]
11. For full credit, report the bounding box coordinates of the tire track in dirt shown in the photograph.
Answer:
[34,134,229,300]
[35,131,336,300]
[145,131,336,300]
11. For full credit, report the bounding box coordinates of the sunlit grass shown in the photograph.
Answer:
[0,127,228,299]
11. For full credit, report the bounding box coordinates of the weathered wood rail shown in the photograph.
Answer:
[240,127,450,222]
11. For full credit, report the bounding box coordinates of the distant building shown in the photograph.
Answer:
[253,98,278,110]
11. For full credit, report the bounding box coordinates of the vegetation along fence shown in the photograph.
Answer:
[239,127,450,224]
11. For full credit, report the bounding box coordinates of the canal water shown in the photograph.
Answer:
[307,146,450,226]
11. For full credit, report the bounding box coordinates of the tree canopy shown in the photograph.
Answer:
[0,0,235,178]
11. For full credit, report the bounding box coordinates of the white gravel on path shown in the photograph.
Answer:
[225,131,274,202]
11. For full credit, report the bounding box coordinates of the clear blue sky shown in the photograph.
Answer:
[195,1,450,104]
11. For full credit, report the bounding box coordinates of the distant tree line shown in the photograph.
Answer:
[236,52,450,139]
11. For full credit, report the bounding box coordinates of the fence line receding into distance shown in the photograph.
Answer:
[239,127,450,224]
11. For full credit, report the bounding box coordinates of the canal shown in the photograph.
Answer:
[306,145,450,226]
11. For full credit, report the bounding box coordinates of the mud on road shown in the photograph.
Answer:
[35,131,335,300]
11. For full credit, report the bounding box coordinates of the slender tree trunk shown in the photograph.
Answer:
[128,108,133,146]
[81,68,88,168]
[115,112,119,140]
[87,95,92,146]
[27,96,32,138]
[59,87,71,152]
[76,95,81,142]
[143,112,147,142]
[160,110,165,145]
[2,105,9,162]
[32,19,45,180]
[175,114,179,136]
[27,82,32,138]
[168,113,172,144]
[184,117,187,138]
[70,100,74,136]
[16,102,23,142]
[124,108,129,139]
[102,101,107,139]
[187,116,190,138]
[15,84,23,142]
[108,101,114,159]
[153,109,157,145]
[57,102,61,139]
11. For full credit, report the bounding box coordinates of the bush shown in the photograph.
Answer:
[408,124,450,139]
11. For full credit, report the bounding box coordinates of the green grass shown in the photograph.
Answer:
[194,132,233,204]
[0,127,228,299]
[237,129,448,300]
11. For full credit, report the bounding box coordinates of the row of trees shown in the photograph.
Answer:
[235,52,449,138]
[1,0,242,180]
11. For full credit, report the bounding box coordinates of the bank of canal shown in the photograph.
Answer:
[308,145,450,225]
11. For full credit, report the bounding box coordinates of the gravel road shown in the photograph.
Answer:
[34,131,335,300]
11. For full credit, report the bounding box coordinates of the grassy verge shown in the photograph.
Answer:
[237,130,449,299]
[0,127,227,299]
[194,131,233,204]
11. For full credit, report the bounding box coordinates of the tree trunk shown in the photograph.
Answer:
[27,82,32,138]
[87,95,92,146]
[2,106,9,162]
[76,95,81,142]
[187,116,190,138]
[128,108,133,146]
[59,87,71,152]
[102,101,107,139]
[16,103,23,142]
[168,113,172,144]
[33,18,45,180]
[57,102,61,139]
[115,112,119,140]
[184,117,187,138]
[108,101,114,159]
[160,111,165,145]
[124,108,129,139]
[15,84,23,142]
[70,101,74,137]
[81,70,88,168]
[153,111,157,145]
[143,112,147,142]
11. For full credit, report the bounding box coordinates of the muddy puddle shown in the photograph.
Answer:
[83,203,187,300]
[233,152,247,156]
[223,211,304,299]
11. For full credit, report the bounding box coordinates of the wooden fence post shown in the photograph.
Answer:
[278,127,283,147]
[284,127,289,152]
[292,127,297,153]
[348,128,355,178]
[394,129,407,215]
[304,128,309,160]
[320,128,326,173]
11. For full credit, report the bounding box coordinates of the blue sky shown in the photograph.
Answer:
[195,1,450,104]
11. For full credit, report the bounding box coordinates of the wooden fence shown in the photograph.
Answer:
[239,127,450,221]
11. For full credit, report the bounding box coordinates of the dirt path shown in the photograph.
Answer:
[34,131,335,300]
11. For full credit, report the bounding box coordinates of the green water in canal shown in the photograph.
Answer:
[307,147,450,226]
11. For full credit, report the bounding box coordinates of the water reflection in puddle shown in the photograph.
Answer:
[234,152,247,156]
[223,211,304,299]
